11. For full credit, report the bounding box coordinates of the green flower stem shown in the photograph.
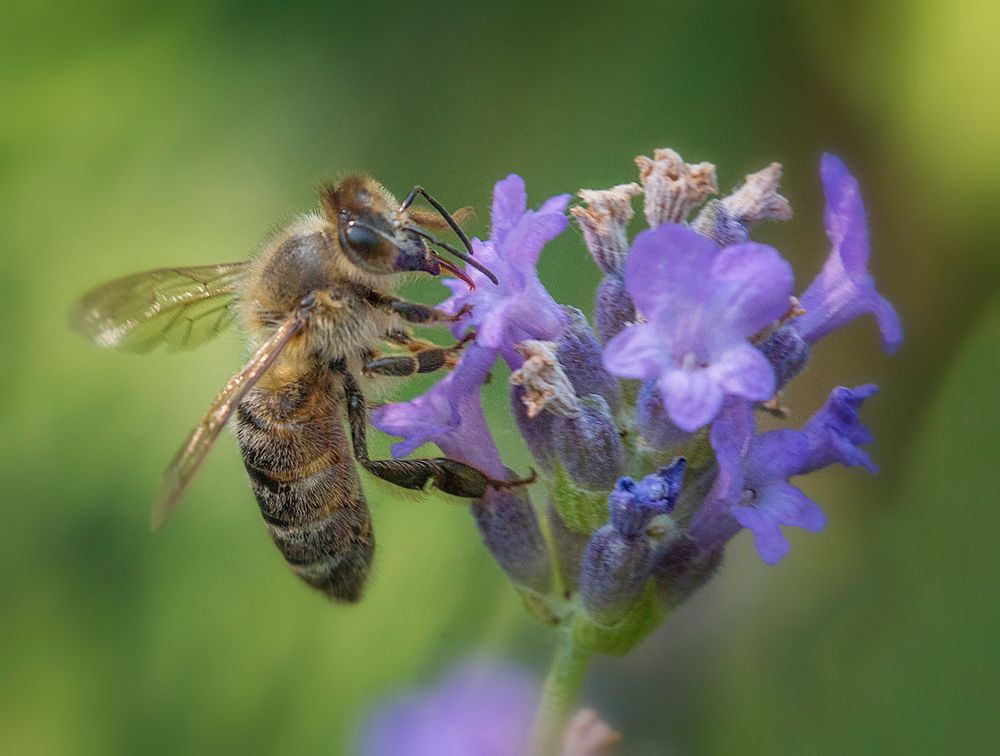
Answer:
[531,623,592,755]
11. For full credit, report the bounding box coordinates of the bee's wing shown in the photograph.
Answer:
[70,263,248,353]
[151,309,309,530]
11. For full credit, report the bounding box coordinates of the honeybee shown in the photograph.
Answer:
[72,178,527,601]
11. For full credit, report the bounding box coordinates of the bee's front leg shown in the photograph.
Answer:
[359,286,470,325]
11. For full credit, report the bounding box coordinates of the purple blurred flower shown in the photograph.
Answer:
[602,224,794,432]
[793,154,903,352]
[441,175,571,366]
[360,661,538,756]
[372,344,504,478]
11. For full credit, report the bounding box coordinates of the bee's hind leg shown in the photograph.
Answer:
[337,368,533,499]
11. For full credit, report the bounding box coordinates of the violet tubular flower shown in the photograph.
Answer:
[791,153,903,353]
[602,224,793,432]
[372,343,504,478]
[684,384,879,565]
[440,174,571,366]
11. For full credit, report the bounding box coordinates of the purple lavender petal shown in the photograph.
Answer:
[730,505,790,565]
[733,482,826,565]
[762,482,827,532]
[743,428,810,483]
[710,242,795,336]
[800,384,879,474]
[539,193,572,215]
[658,367,725,433]
[490,174,528,248]
[794,154,903,352]
[371,389,455,459]
[710,343,776,401]
[624,224,716,321]
[608,458,686,537]
[601,323,669,380]
[501,205,570,270]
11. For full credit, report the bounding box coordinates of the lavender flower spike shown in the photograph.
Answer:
[603,224,794,432]
[793,153,903,353]
[441,174,571,366]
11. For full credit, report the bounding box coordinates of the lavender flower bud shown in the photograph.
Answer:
[571,183,642,274]
[473,486,552,595]
[636,379,693,450]
[580,461,684,625]
[579,525,653,626]
[653,534,722,609]
[553,395,625,491]
[594,273,636,344]
[692,162,792,246]
[758,325,811,391]
[635,148,718,227]
[511,384,557,473]
[689,199,750,247]
[509,340,579,474]
[608,458,686,537]
[557,306,621,412]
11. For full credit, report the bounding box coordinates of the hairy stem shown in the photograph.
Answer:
[531,623,591,755]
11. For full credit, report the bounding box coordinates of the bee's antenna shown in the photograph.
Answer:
[399,186,475,256]
[405,225,499,286]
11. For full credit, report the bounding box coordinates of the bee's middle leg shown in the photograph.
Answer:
[337,368,532,498]
[363,332,474,378]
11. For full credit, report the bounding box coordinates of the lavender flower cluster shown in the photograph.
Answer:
[373,148,900,646]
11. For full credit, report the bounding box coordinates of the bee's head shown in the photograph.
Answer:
[320,177,494,289]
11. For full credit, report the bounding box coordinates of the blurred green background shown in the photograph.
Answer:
[2,0,998,753]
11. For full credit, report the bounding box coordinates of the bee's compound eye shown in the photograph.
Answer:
[343,221,381,255]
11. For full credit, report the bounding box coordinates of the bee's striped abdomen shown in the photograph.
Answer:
[235,368,373,602]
